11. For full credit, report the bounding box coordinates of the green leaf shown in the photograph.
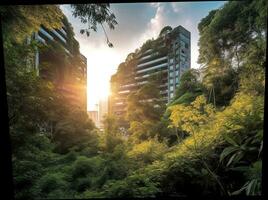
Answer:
[231,183,247,195]
[220,146,239,163]
[223,134,239,147]
[258,141,263,158]
[231,151,244,165]
[227,153,237,167]
[229,166,249,172]
[245,180,255,195]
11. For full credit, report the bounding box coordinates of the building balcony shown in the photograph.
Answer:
[51,29,67,44]
[114,96,127,101]
[59,28,67,36]
[115,102,124,105]
[159,83,168,88]
[136,80,148,85]
[137,56,168,68]
[120,83,136,89]
[118,90,130,94]
[139,98,154,103]
[135,74,150,80]
[36,34,46,44]
[160,90,168,94]
[114,109,126,114]
[135,69,168,80]
[137,62,168,74]
[64,48,71,55]
[144,49,153,54]
[39,27,54,41]
[137,48,153,58]
[139,54,153,61]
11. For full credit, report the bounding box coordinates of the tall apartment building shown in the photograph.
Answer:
[98,98,108,129]
[31,17,87,110]
[109,25,190,117]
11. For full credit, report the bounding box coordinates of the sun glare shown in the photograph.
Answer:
[87,73,111,111]
[96,81,110,100]
[84,46,123,111]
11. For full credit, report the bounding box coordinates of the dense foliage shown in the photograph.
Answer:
[1,0,266,198]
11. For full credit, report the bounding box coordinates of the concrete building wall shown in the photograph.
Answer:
[110,25,191,117]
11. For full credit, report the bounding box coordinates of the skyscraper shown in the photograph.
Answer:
[98,98,108,129]
[109,25,190,117]
[31,16,87,110]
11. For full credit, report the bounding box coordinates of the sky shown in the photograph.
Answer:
[60,2,226,111]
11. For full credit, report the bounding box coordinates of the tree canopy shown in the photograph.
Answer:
[2,1,266,198]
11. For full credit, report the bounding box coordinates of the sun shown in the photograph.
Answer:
[83,44,123,111]
[87,78,110,110]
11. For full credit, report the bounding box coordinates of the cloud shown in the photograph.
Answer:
[150,2,161,8]
[60,2,226,110]
[170,2,191,13]
[140,3,206,69]
[171,2,181,13]
[137,4,165,45]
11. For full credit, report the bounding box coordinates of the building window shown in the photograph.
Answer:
[169,58,174,64]
[170,86,174,91]
[169,72,173,77]
[180,33,190,43]
[170,79,174,84]
[175,70,179,76]
[176,77,179,84]
[180,41,185,47]
[176,64,179,69]
[169,65,173,70]
[170,92,174,98]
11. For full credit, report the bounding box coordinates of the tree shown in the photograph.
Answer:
[99,115,125,153]
[0,5,63,43]
[1,5,116,198]
[53,107,97,154]
[126,74,166,143]
[170,69,203,106]
[70,4,117,47]
[159,26,172,37]
[1,4,117,46]
[169,95,215,140]
[197,0,267,106]
[2,1,266,198]
[126,74,165,123]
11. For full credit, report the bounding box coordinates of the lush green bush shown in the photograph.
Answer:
[4,0,265,198]
[128,138,168,165]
